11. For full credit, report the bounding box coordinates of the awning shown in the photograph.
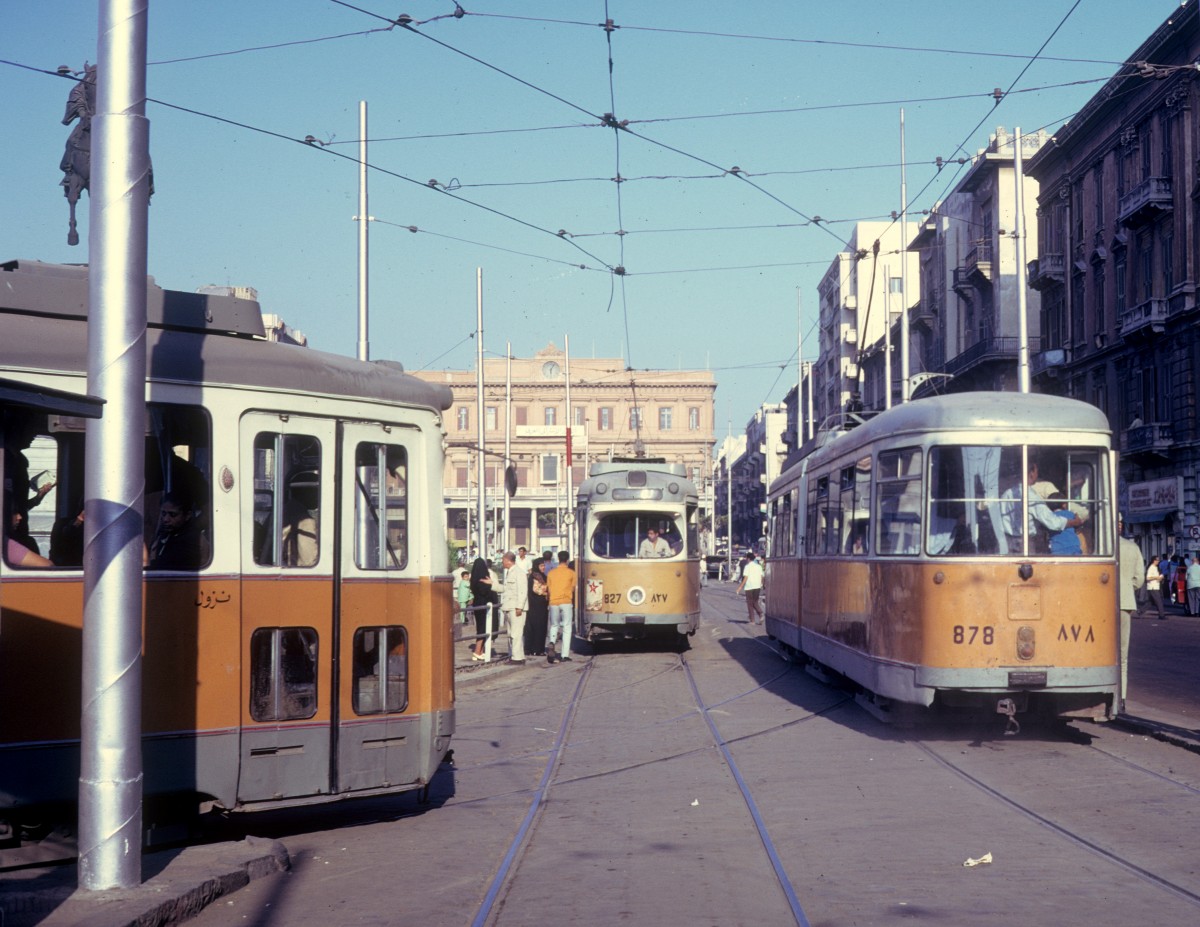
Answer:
[1125,510,1174,524]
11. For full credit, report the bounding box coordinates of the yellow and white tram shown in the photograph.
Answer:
[765,392,1119,722]
[575,458,701,645]
[0,259,455,854]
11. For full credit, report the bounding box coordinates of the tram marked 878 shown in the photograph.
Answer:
[765,392,1120,723]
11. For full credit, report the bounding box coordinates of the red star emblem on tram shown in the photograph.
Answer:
[588,580,601,594]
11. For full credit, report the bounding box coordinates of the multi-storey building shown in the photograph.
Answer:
[412,343,716,556]
[814,222,920,425]
[1025,2,1198,553]
[730,403,788,549]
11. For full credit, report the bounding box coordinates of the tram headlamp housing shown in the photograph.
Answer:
[1016,626,1035,661]
[595,482,607,495]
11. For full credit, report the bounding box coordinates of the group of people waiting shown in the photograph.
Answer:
[456,547,578,665]
[1142,551,1200,619]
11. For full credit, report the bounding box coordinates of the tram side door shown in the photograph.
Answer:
[336,421,424,793]
[237,412,337,804]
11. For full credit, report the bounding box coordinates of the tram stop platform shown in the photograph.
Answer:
[2,590,1197,927]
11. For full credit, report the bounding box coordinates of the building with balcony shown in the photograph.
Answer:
[813,222,919,425]
[412,343,716,556]
[934,126,1047,394]
[1025,1,1198,554]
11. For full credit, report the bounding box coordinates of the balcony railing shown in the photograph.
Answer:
[1118,176,1172,227]
[1121,421,1174,457]
[944,335,1040,377]
[1028,252,1064,291]
[1030,348,1066,379]
[964,240,994,285]
[1119,297,1167,338]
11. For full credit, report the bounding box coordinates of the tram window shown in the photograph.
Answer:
[590,511,681,559]
[252,432,321,568]
[3,412,74,569]
[876,448,922,556]
[354,443,408,570]
[927,446,1109,557]
[145,404,212,571]
[807,475,830,555]
[352,626,408,714]
[686,504,699,557]
[249,626,318,721]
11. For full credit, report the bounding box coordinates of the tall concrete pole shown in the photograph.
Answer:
[564,334,573,517]
[80,0,150,891]
[475,269,486,556]
[899,108,911,402]
[503,342,512,550]
[884,274,893,409]
[1013,127,1032,394]
[357,101,370,362]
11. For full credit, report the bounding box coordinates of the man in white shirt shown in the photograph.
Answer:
[638,527,671,558]
[513,545,534,580]
[736,550,765,624]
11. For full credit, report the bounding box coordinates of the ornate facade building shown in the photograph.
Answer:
[1025,2,1198,553]
[412,344,716,555]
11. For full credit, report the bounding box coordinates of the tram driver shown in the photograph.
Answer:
[638,526,671,558]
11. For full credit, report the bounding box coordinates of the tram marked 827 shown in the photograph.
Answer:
[574,458,702,646]
[764,391,1120,723]
[0,259,456,861]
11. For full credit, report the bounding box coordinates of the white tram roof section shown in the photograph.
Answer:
[579,458,697,501]
[0,259,452,413]
[773,392,1112,493]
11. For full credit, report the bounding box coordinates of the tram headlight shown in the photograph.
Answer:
[1016,626,1035,662]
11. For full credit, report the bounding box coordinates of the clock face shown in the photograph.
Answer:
[542,361,561,379]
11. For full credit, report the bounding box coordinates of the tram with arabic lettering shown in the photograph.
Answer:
[765,391,1120,726]
[0,259,456,864]
[574,457,702,647]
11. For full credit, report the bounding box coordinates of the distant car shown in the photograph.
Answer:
[704,555,725,578]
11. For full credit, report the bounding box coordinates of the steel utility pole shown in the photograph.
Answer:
[475,269,486,557]
[356,101,370,362]
[80,0,150,891]
[1014,127,1032,394]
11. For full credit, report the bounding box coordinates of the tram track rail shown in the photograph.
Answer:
[913,739,1200,910]
[468,626,815,926]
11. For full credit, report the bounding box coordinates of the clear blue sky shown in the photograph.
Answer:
[1,1,1183,434]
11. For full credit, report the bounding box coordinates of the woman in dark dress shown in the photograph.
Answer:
[469,556,498,660]
[524,558,549,657]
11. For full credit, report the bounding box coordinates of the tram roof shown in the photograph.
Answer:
[804,392,1110,465]
[0,259,452,413]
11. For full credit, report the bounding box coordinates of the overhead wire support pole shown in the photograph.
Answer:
[1013,127,1032,395]
[504,342,512,551]
[899,108,911,403]
[80,0,150,892]
[357,100,370,362]
[475,269,486,557]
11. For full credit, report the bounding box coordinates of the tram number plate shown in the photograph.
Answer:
[1009,671,1047,687]
[626,615,644,624]
[952,625,995,645]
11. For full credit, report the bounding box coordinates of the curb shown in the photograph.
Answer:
[2,837,289,927]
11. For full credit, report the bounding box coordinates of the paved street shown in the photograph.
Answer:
[135,585,1200,927]
[6,583,1199,926]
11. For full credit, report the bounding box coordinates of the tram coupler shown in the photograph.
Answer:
[996,697,1020,736]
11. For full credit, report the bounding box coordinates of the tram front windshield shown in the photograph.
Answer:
[589,510,684,559]
[927,445,1110,557]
